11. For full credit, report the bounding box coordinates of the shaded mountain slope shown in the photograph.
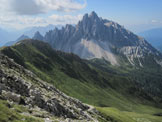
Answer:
[1,39,162,111]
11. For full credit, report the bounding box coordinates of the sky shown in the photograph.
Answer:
[0,0,162,33]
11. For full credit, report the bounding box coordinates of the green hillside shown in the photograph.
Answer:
[97,106,162,122]
[1,39,162,122]
[0,100,43,122]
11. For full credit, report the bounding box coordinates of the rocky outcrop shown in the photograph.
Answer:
[0,53,99,121]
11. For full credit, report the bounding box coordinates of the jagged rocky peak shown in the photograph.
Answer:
[78,11,102,27]
[33,31,44,41]
[79,11,119,31]
[64,24,75,34]
[39,12,162,67]
[89,11,98,17]
[82,11,100,22]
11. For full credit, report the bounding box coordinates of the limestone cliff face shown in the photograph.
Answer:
[0,53,99,122]
[34,11,162,67]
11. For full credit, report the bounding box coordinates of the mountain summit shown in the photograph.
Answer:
[33,31,44,41]
[34,12,162,67]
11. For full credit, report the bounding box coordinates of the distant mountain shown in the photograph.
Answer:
[2,24,61,47]
[0,28,13,46]
[4,35,30,46]
[0,28,8,43]
[24,24,62,38]
[0,27,25,47]
[139,28,162,52]
[32,31,44,41]
[34,11,162,68]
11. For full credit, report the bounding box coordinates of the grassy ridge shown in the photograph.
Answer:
[1,39,162,122]
[1,40,139,108]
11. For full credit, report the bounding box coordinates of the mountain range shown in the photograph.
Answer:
[1,12,162,122]
[33,11,162,68]
[0,24,61,47]
[4,35,30,46]
[0,28,20,46]
[23,24,62,38]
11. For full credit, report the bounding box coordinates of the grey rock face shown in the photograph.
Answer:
[33,31,44,41]
[0,54,99,121]
[1,91,21,103]
[33,11,162,67]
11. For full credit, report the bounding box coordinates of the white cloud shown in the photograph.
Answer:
[1,0,87,15]
[151,19,162,24]
[49,14,83,24]
[0,0,86,29]
[0,14,83,29]
[151,20,158,23]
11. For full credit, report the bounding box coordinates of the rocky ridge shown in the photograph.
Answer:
[33,11,162,67]
[0,53,100,122]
